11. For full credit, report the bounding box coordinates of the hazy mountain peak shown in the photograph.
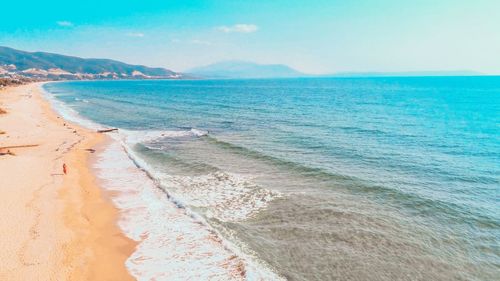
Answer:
[188,61,305,79]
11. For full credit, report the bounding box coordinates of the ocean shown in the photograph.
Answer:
[43,77,499,280]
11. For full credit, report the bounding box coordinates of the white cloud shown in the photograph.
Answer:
[57,21,73,27]
[126,32,145,37]
[217,24,258,33]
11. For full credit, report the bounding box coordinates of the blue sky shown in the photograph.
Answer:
[1,0,499,74]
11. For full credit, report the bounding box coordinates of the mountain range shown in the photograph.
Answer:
[0,46,180,80]
[0,46,485,82]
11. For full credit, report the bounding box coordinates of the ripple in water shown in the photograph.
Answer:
[45,77,500,280]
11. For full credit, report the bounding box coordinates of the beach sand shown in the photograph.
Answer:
[0,83,135,280]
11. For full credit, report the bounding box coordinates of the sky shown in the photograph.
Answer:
[0,0,499,74]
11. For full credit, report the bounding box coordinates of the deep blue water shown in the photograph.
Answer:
[45,77,500,280]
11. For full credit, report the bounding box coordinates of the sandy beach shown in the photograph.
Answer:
[0,83,135,280]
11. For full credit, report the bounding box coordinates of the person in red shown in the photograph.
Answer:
[63,163,67,175]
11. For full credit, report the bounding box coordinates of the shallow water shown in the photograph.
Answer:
[44,77,500,280]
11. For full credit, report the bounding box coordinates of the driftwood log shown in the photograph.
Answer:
[0,144,39,156]
[0,144,39,150]
[97,128,118,133]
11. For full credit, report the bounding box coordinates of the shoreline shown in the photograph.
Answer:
[0,83,135,280]
[44,81,284,280]
[2,81,283,280]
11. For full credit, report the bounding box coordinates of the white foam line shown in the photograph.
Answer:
[42,83,284,280]
[98,141,283,280]
[113,133,284,279]
[41,85,104,131]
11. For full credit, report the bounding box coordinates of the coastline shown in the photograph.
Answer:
[4,78,495,280]
[43,81,284,280]
[0,83,135,280]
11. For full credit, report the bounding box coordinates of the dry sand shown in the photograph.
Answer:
[0,83,136,280]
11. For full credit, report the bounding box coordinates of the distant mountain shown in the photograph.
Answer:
[187,61,305,79]
[0,46,181,79]
[331,70,484,77]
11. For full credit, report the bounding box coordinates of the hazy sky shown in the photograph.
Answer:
[1,0,499,74]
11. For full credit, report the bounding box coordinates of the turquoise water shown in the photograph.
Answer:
[45,77,499,280]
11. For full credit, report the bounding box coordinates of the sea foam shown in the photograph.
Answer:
[159,171,282,222]
[95,140,283,281]
[42,85,283,280]
[119,129,282,222]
